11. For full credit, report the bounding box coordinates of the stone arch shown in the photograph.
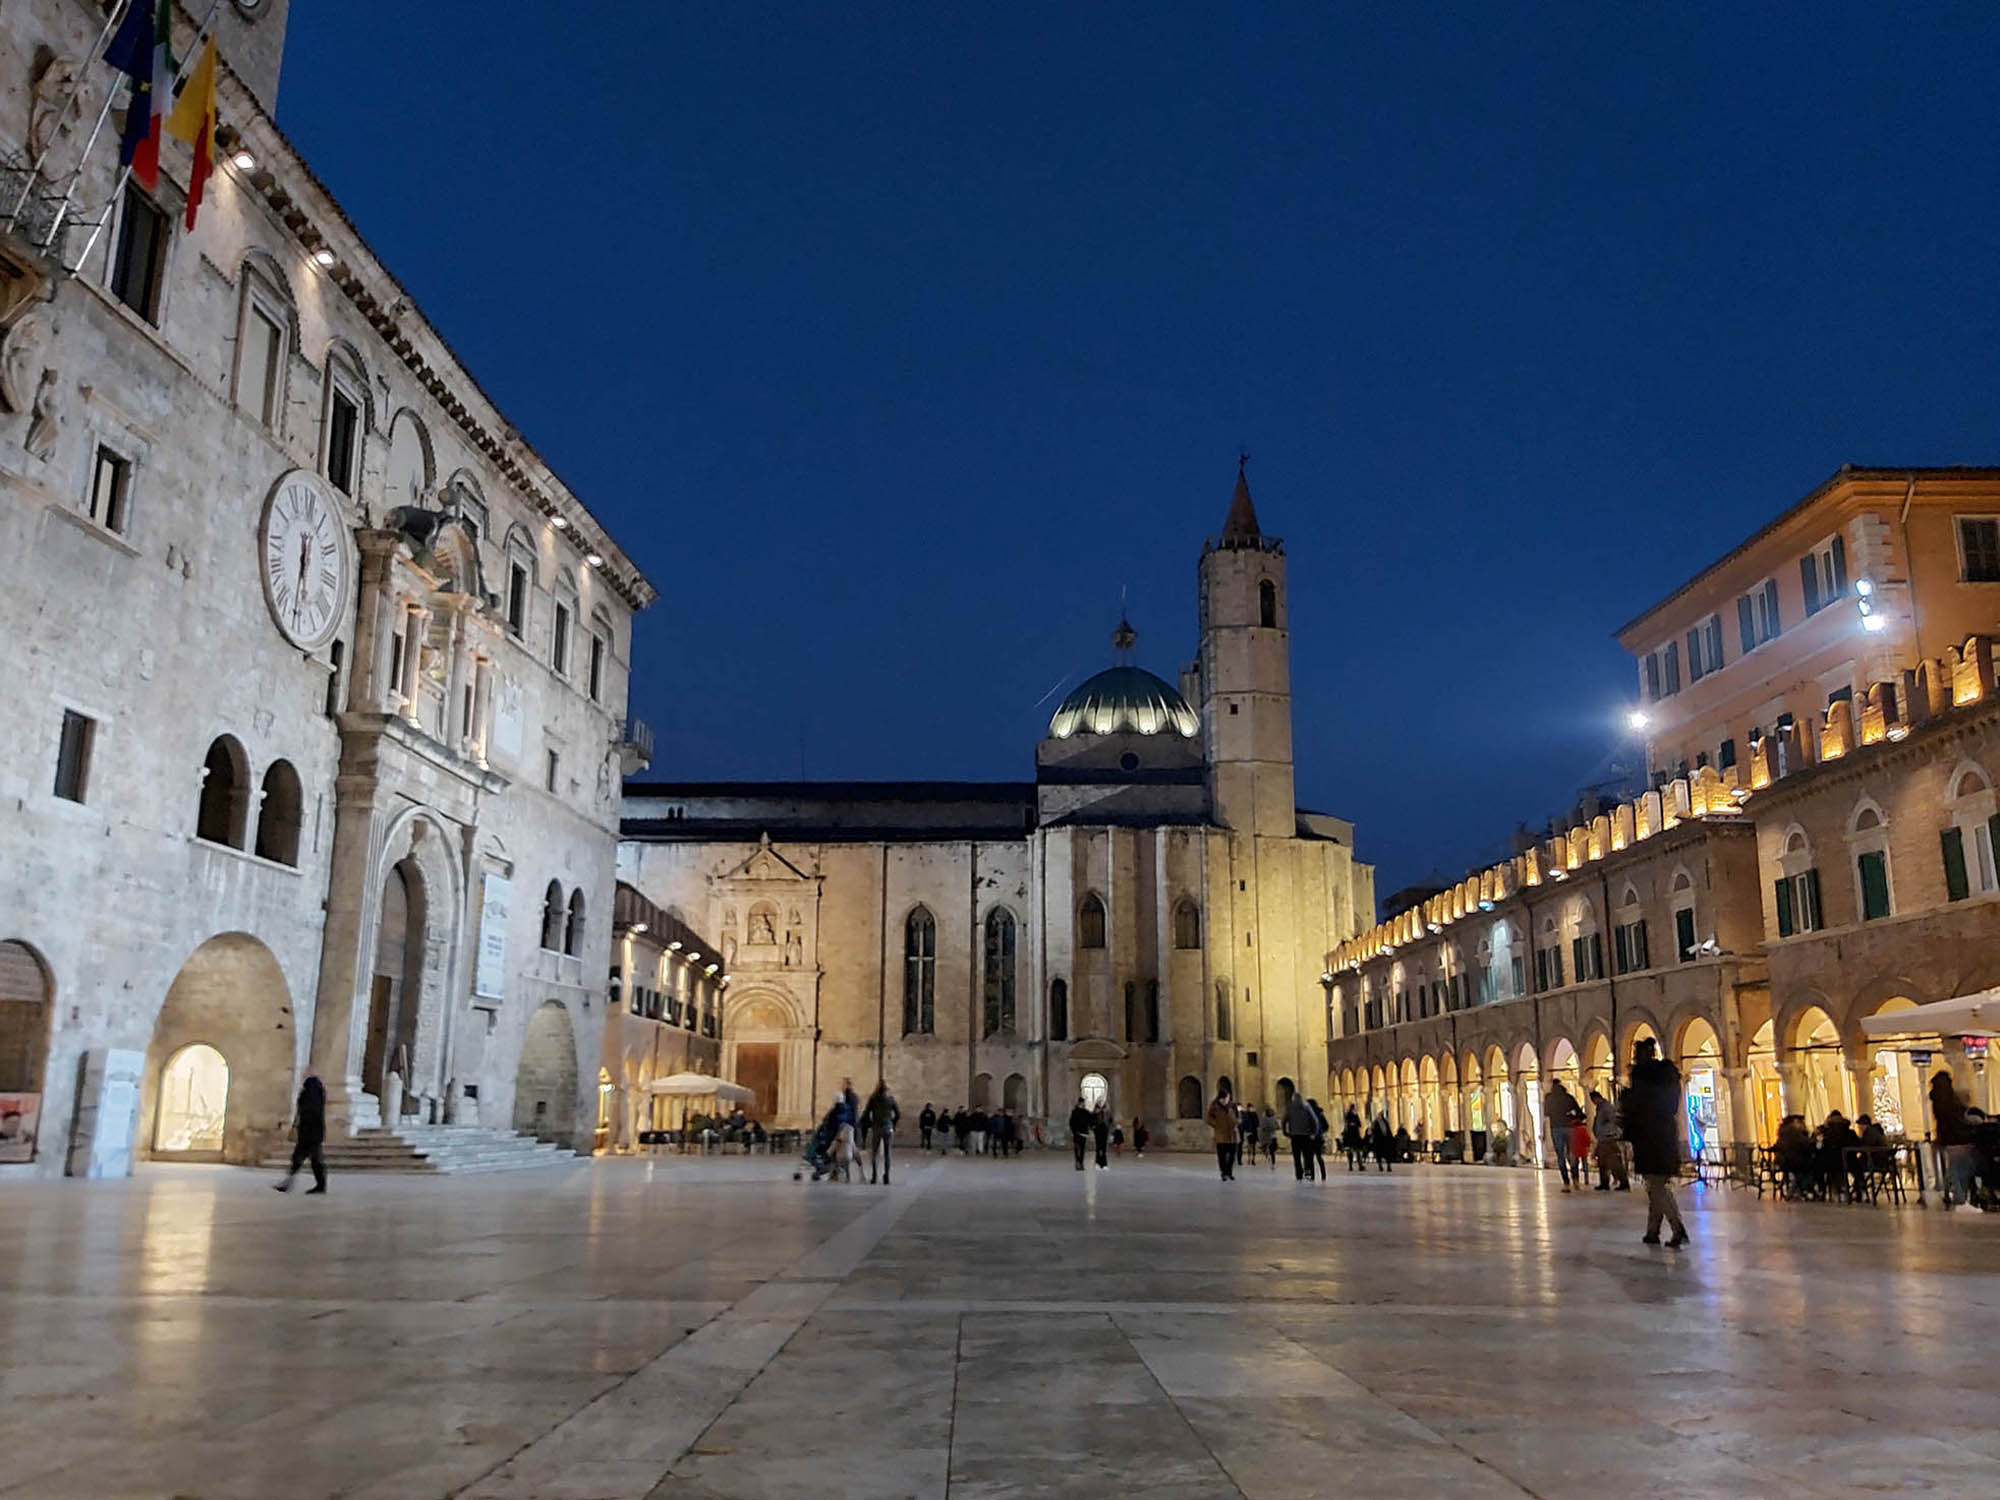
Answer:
[384,408,435,508]
[254,758,303,866]
[197,734,251,848]
[154,1043,229,1156]
[513,999,579,1147]
[1580,1025,1614,1096]
[1177,1075,1204,1119]
[564,887,588,958]
[1003,1072,1027,1113]
[360,808,463,1109]
[142,933,295,1166]
[726,987,809,1127]
[1617,1007,1665,1066]
[1784,1002,1849,1122]
[970,1072,994,1111]
[0,940,53,1160]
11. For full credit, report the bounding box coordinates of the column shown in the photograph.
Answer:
[1845,1054,1875,1122]
[398,602,427,723]
[1722,1065,1754,1146]
[351,533,400,709]
[471,655,494,767]
[444,607,470,749]
[1778,1060,1807,1119]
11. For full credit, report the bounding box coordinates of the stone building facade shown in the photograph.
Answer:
[596,883,725,1151]
[621,477,1374,1142]
[1328,467,2000,1155]
[0,1,651,1175]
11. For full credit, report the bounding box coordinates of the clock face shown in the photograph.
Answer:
[260,470,351,651]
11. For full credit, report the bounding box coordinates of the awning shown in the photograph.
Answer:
[1859,989,2000,1040]
[643,1071,754,1102]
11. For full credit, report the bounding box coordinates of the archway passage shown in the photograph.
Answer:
[155,1044,229,1155]
[1790,1007,1848,1123]
[514,1000,578,1148]
[143,933,294,1165]
[363,860,425,1105]
[0,941,52,1163]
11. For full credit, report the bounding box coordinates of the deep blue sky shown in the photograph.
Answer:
[281,3,2000,906]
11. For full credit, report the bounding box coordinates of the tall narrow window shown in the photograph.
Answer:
[253,760,302,866]
[109,186,167,322]
[588,634,605,703]
[1258,578,1277,628]
[507,563,529,637]
[1172,899,1201,949]
[565,889,587,956]
[545,749,560,793]
[982,908,1016,1037]
[1145,980,1160,1043]
[238,304,284,428]
[1215,979,1232,1041]
[325,640,345,718]
[88,446,131,533]
[1123,981,1137,1041]
[1078,893,1106,948]
[196,736,247,847]
[54,711,93,803]
[551,602,571,675]
[541,881,564,950]
[903,907,936,1035]
[325,386,360,495]
[1048,978,1068,1041]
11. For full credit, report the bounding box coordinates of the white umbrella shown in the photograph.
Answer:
[644,1072,754,1101]
[1859,990,1999,1039]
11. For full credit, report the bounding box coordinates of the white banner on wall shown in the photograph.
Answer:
[475,873,511,1001]
[492,678,525,763]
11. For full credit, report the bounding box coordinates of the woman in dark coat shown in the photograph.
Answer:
[1622,1039,1687,1246]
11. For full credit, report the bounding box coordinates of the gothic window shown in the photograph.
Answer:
[1078,893,1106,949]
[196,736,250,848]
[903,907,936,1036]
[1048,977,1068,1040]
[253,759,302,866]
[1259,578,1277,628]
[0,941,52,1104]
[1172,899,1201,949]
[982,908,1017,1037]
[541,880,565,951]
[565,889,587,956]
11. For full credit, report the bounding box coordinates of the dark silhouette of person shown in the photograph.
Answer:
[275,1070,327,1194]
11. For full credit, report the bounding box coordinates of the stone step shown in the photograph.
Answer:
[260,1125,581,1174]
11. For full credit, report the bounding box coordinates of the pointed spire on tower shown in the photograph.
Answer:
[1221,452,1261,540]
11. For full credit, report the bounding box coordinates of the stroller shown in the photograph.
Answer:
[802,1111,858,1182]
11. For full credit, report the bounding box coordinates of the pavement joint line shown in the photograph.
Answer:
[1110,1311,1252,1500]
[450,1161,937,1500]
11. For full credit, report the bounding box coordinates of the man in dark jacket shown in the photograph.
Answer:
[274,1070,327,1194]
[1623,1039,1687,1246]
[1285,1094,1319,1181]
[862,1082,900,1185]
[1090,1106,1112,1169]
[1932,1071,1977,1206]
[918,1103,936,1151]
[1069,1098,1094,1170]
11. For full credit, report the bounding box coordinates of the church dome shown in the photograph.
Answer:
[1049,665,1200,740]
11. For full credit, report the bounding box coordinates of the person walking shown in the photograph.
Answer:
[1069,1097,1094,1170]
[1369,1112,1394,1172]
[1588,1087,1629,1191]
[1544,1079,1585,1192]
[1285,1092,1318,1181]
[1132,1116,1150,1157]
[1260,1107,1280,1168]
[1308,1099,1331,1180]
[863,1081,900,1185]
[1931,1070,1978,1208]
[1624,1038,1688,1247]
[918,1103,936,1151]
[1340,1106,1364,1171]
[1206,1086,1239,1180]
[274,1069,328,1194]
[1090,1105,1111,1169]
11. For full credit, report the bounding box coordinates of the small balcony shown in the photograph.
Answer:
[616,715,654,775]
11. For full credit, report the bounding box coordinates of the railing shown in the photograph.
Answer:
[615,715,654,773]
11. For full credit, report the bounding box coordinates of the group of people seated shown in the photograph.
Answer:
[1770,1109,1891,1199]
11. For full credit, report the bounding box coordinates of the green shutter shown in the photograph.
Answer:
[1943,827,1970,902]
[1774,878,1795,938]
[1800,555,1820,614]
[1634,920,1649,970]
[1858,851,1891,921]
[1804,869,1824,931]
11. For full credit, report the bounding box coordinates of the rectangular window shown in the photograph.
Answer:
[1857,850,1891,921]
[1510,955,1525,995]
[1719,738,1736,770]
[1613,918,1649,974]
[545,749,559,793]
[1705,614,1724,676]
[551,603,570,675]
[588,634,605,703]
[1686,613,1724,681]
[1942,827,1970,902]
[108,186,167,322]
[1959,517,2000,583]
[325,640,345,717]
[1741,578,1783,645]
[1773,870,1822,938]
[1534,944,1565,991]
[326,387,360,495]
[54,710,93,802]
[1676,905,1698,959]
[506,563,528,636]
[1801,534,1847,616]
[1571,933,1603,983]
[1737,594,1757,654]
[1661,641,1681,695]
[1644,653,1661,702]
[88,445,131,533]
[239,305,284,428]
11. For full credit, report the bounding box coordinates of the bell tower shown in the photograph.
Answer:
[1197,463,1295,836]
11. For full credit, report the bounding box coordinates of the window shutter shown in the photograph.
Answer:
[1800,554,1820,615]
[1634,920,1650,970]
[1774,879,1794,938]
[1858,851,1890,921]
[1830,534,1847,596]
[1804,869,1823,930]
[1613,926,1629,974]
[1738,595,1756,653]
[1988,813,2000,879]
[1686,628,1703,679]
[1942,827,1970,902]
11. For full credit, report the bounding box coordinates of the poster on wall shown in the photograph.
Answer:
[491,678,525,764]
[0,1092,40,1163]
[475,873,511,1002]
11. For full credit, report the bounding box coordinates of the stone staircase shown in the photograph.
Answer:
[262,1124,581,1175]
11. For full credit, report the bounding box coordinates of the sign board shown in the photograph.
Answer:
[0,1092,41,1163]
[491,678,525,763]
[65,1048,143,1178]
[474,873,511,1002]
[1911,1050,1933,1068]
[1963,1037,1989,1060]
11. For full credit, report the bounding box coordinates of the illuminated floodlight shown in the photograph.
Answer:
[1627,709,1649,732]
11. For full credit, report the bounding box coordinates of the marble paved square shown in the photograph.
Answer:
[1,1153,1996,1499]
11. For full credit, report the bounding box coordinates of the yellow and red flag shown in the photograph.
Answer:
[165,36,217,229]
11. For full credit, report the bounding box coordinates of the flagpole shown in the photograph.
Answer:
[63,0,224,269]
[4,0,132,236]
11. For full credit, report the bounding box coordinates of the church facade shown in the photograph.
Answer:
[619,477,1374,1142]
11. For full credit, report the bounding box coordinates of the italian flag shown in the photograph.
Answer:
[104,0,175,190]
[165,37,217,229]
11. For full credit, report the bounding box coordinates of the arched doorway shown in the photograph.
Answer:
[1464,1052,1486,1134]
[363,860,426,1112]
[971,1072,994,1111]
[513,1000,578,1148]
[1514,1043,1543,1166]
[1397,1059,1419,1135]
[1747,1020,1781,1144]
[1484,1046,1513,1138]
[1003,1072,1027,1113]
[0,940,52,1164]
[1675,1017,1724,1158]
[155,1044,229,1156]
[1581,1031,1614,1099]
[1790,1007,1848,1123]
[143,934,294,1165]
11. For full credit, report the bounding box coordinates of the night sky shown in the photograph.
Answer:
[279,3,2000,905]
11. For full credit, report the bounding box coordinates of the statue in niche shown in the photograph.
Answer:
[723,935,737,968]
[784,930,803,968]
[748,908,777,946]
[1,313,50,413]
[23,366,59,459]
[28,48,82,161]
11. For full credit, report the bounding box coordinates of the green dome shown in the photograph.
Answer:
[1049,666,1200,740]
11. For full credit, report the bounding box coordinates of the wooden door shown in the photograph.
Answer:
[736,1044,780,1122]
